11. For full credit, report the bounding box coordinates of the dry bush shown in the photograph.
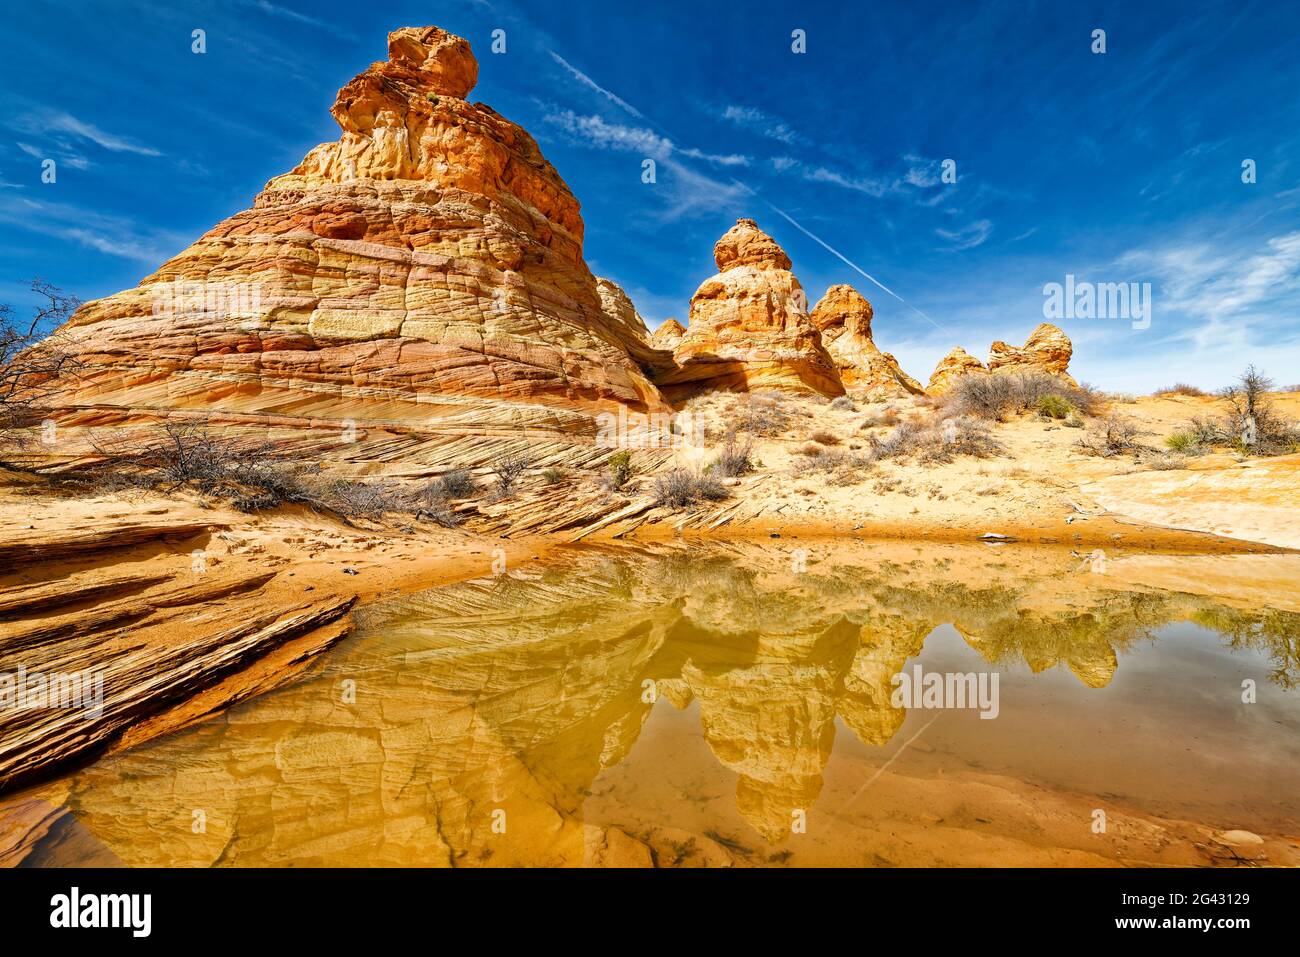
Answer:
[429,468,475,499]
[793,447,872,485]
[322,479,405,519]
[1154,383,1209,397]
[489,451,530,496]
[1142,451,1190,471]
[541,467,565,485]
[1219,365,1299,455]
[829,395,856,411]
[85,420,467,526]
[944,372,1098,421]
[733,390,792,436]
[808,430,840,446]
[651,469,729,509]
[1075,415,1146,457]
[860,406,901,429]
[869,417,1003,464]
[710,433,754,478]
[0,280,82,464]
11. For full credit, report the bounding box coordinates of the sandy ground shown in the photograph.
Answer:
[648,389,1300,550]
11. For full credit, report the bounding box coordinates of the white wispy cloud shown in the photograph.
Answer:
[0,195,184,263]
[719,105,799,145]
[16,139,90,170]
[541,111,746,219]
[804,166,889,197]
[935,220,993,250]
[36,111,161,156]
[1117,230,1300,351]
[542,110,750,167]
[549,52,643,118]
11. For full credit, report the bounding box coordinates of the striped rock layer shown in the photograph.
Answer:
[47,26,667,473]
[658,219,846,400]
[809,284,925,400]
[927,323,1075,394]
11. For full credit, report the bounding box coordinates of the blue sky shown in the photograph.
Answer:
[2,0,1298,391]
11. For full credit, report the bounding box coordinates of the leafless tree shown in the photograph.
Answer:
[0,279,82,461]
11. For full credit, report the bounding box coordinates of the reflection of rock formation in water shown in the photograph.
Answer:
[8,541,1299,865]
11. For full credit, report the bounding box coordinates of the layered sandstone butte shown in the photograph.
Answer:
[45,26,667,471]
[809,285,924,400]
[649,318,686,350]
[595,277,676,378]
[988,322,1075,380]
[656,219,844,399]
[927,347,987,394]
[926,323,1074,394]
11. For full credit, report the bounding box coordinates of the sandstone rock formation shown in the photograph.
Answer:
[988,322,1075,380]
[595,277,676,378]
[809,285,924,400]
[44,26,668,472]
[926,347,987,394]
[926,323,1074,394]
[657,219,845,399]
[649,318,686,350]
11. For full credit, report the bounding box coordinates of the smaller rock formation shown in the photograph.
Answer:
[927,347,987,394]
[809,285,924,400]
[595,277,676,378]
[988,322,1075,381]
[596,277,650,344]
[658,219,844,398]
[649,318,686,350]
[926,323,1074,394]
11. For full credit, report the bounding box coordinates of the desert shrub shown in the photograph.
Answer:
[829,395,856,411]
[541,467,566,485]
[127,421,248,490]
[1109,392,1139,404]
[1035,394,1075,419]
[1164,431,1201,453]
[793,447,872,485]
[871,420,924,459]
[930,417,1003,461]
[1142,451,1190,471]
[418,499,463,527]
[860,406,901,429]
[1154,383,1209,397]
[431,468,475,499]
[606,450,635,490]
[413,469,475,524]
[945,372,1096,421]
[710,433,754,478]
[809,430,840,446]
[651,469,729,509]
[879,418,1003,464]
[1220,365,1299,455]
[321,479,406,519]
[1185,416,1223,444]
[1,280,82,463]
[1075,415,1145,457]
[490,451,530,496]
[735,391,791,436]
[229,460,322,512]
